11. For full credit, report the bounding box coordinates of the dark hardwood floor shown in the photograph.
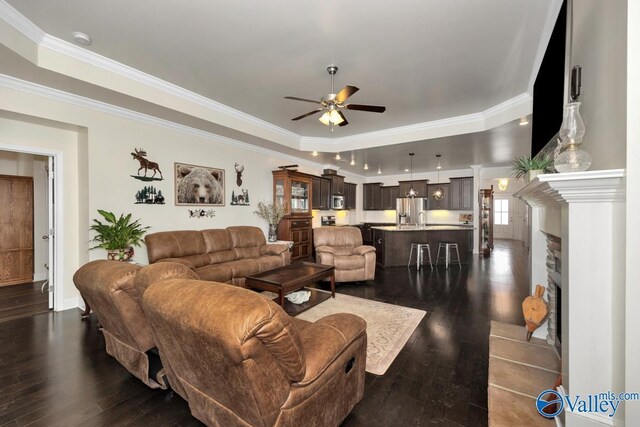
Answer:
[0,240,529,427]
[0,281,49,324]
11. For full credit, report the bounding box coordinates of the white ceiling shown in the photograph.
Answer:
[0,0,561,174]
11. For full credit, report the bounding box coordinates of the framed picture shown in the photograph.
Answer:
[174,162,225,206]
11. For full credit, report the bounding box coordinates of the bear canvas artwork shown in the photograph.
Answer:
[175,163,225,206]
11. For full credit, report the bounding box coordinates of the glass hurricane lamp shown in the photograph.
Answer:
[554,102,592,173]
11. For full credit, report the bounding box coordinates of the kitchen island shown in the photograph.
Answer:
[371,225,474,268]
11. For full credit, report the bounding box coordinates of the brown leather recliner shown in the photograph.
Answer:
[73,260,198,390]
[142,278,367,427]
[313,226,376,282]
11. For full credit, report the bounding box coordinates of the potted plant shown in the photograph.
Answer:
[254,201,286,242]
[510,154,554,182]
[90,210,150,261]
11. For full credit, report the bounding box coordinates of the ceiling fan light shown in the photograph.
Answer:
[329,109,344,125]
[319,112,331,126]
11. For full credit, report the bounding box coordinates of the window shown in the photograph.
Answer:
[494,199,509,225]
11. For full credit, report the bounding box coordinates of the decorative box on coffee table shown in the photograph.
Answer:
[245,262,335,316]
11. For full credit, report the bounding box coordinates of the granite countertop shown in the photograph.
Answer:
[371,225,476,232]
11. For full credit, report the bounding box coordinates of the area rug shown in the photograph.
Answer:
[296,293,426,375]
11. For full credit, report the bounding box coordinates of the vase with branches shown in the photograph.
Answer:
[254,201,286,242]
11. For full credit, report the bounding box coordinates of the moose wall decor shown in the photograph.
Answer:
[131,148,163,181]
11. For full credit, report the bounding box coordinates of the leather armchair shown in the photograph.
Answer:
[313,227,376,282]
[141,279,367,427]
[73,260,197,390]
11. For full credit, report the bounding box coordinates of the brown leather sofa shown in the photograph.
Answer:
[72,260,196,389]
[141,277,367,427]
[313,226,376,282]
[145,226,291,287]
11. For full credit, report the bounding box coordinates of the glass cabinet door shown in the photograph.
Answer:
[290,179,309,213]
[275,178,285,211]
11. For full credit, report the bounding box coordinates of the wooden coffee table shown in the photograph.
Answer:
[245,262,335,313]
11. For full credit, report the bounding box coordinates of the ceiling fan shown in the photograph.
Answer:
[285,65,386,128]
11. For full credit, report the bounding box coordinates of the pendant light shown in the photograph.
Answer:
[406,153,418,198]
[432,155,444,201]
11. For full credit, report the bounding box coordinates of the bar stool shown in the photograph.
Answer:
[408,243,433,270]
[436,242,462,270]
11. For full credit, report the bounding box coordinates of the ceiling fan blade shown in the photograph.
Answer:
[344,104,386,113]
[338,111,349,127]
[284,96,323,105]
[292,109,324,121]
[335,85,359,104]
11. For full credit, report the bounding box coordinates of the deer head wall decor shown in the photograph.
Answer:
[234,163,244,187]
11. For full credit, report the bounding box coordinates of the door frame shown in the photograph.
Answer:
[0,143,63,312]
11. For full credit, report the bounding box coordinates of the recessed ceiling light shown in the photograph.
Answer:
[72,31,92,46]
[312,151,318,156]
[519,117,529,126]
[404,168,409,172]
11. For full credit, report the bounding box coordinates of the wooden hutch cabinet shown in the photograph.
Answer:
[273,169,313,261]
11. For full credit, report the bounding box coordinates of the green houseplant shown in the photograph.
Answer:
[510,154,554,181]
[254,201,286,242]
[90,210,150,261]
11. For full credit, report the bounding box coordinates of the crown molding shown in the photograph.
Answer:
[37,34,301,145]
[1,0,533,153]
[0,74,365,176]
[514,169,626,207]
[300,93,532,152]
[0,0,43,42]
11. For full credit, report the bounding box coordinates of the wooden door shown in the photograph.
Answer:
[0,175,34,286]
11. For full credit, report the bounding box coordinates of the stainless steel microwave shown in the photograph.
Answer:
[332,195,345,210]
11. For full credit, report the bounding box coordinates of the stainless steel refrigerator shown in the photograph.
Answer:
[396,197,429,225]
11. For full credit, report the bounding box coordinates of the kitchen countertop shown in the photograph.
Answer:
[371,225,475,232]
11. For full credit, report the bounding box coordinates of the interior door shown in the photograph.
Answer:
[493,197,514,239]
[46,157,55,309]
[0,175,34,286]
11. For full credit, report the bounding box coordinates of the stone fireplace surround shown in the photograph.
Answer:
[515,170,625,427]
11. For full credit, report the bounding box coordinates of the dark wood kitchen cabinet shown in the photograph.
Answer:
[322,173,345,196]
[427,183,450,210]
[363,183,383,210]
[311,176,331,210]
[344,183,357,210]
[381,186,399,210]
[449,177,474,210]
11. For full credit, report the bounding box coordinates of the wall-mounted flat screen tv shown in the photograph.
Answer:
[531,1,567,158]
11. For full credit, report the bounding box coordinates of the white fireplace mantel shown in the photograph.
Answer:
[514,169,626,206]
[515,169,626,427]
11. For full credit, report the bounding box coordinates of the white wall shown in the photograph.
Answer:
[626,0,639,424]
[0,80,366,310]
[571,0,627,170]
[0,150,49,281]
